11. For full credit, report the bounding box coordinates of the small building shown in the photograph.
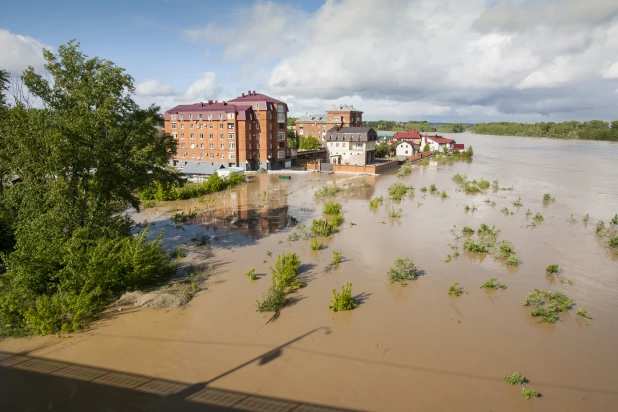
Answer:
[376,130,395,142]
[180,161,228,183]
[454,143,465,152]
[295,105,363,142]
[421,135,455,152]
[393,129,421,145]
[396,142,419,157]
[325,127,377,166]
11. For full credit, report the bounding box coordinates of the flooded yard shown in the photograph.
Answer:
[2,133,618,411]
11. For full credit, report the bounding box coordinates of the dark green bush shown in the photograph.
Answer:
[329,282,356,312]
[387,257,418,284]
[138,172,244,201]
[322,202,342,215]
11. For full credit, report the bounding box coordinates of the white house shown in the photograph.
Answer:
[396,142,418,157]
[325,127,378,166]
[421,135,455,152]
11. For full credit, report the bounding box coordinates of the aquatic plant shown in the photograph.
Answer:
[387,207,402,218]
[480,278,507,290]
[611,214,618,226]
[387,257,419,284]
[314,184,342,199]
[332,251,342,265]
[533,213,544,222]
[440,190,448,199]
[430,183,438,193]
[420,186,427,193]
[526,209,532,217]
[513,197,523,207]
[609,236,618,248]
[245,268,257,281]
[388,182,412,201]
[506,255,521,267]
[329,282,356,312]
[288,232,300,241]
[596,220,606,234]
[331,213,345,227]
[463,181,481,193]
[521,289,574,324]
[478,179,491,189]
[172,246,185,259]
[521,386,540,400]
[583,213,590,222]
[462,226,475,235]
[369,196,384,209]
[576,308,592,319]
[397,161,413,177]
[504,372,525,385]
[255,285,286,312]
[559,278,574,285]
[452,173,468,184]
[445,255,452,262]
[311,218,334,236]
[463,239,489,253]
[501,206,513,215]
[543,193,555,202]
[322,201,342,216]
[448,282,463,296]
[271,253,304,290]
[546,264,561,275]
[310,238,321,251]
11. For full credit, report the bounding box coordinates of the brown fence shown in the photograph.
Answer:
[332,160,398,175]
[407,152,432,162]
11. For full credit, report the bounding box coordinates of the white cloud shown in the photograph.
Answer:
[177,72,219,102]
[135,79,175,96]
[601,61,618,79]
[0,29,52,74]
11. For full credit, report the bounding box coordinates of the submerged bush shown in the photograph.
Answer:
[480,278,507,290]
[576,308,592,319]
[533,213,544,222]
[543,193,555,202]
[463,239,489,253]
[596,220,606,234]
[397,161,413,177]
[314,184,342,199]
[310,238,321,251]
[245,268,257,281]
[462,226,475,235]
[311,218,335,237]
[329,282,356,312]
[504,372,525,385]
[521,386,540,400]
[388,182,411,201]
[387,207,402,218]
[271,253,304,290]
[322,202,342,216]
[513,197,523,207]
[440,190,448,199]
[387,257,418,284]
[430,183,438,193]
[609,236,618,249]
[611,214,618,226]
[546,264,561,274]
[255,285,286,313]
[332,251,342,265]
[331,213,345,227]
[521,289,574,324]
[369,196,384,209]
[448,282,463,296]
[420,186,428,193]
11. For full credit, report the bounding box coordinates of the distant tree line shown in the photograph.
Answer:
[363,120,467,133]
[471,120,618,141]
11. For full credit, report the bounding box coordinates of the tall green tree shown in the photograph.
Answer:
[0,42,178,335]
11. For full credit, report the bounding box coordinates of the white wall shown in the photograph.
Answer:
[396,142,413,157]
[327,141,374,166]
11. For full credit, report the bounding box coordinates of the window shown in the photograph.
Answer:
[188,114,193,120]
[269,144,272,149]
[218,114,223,120]
[180,124,184,129]
[191,152,195,158]
[199,134,204,139]
[171,115,177,120]
[257,133,260,139]
[190,134,194,139]
[220,154,225,159]
[190,123,194,129]
[256,123,260,130]
[171,123,177,129]
[200,143,204,149]
[172,133,177,139]
[219,124,223,129]
[228,132,235,139]
[269,124,272,130]
[257,144,260,149]
[336,143,339,147]
[198,113,202,119]
[249,123,252,130]
[209,134,213,139]
[209,124,213,129]
[181,143,185,148]
[209,143,214,149]
[228,142,235,149]
[198,124,203,129]
[210,153,214,159]
[220,144,224,149]
[227,113,234,119]
[219,134,224,139]
[257,114,260,119]
[208,113,212,120]
[190,143,195,149]
[278,150,284,158]
[228,123,234,129]
[255,103,259,110]
[179,115,183,120]
[180,134,185,139]
[181,152,186,157]
[229,153,235,159]
[249,144,252,149]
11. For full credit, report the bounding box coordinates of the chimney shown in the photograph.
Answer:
[242,93,245,97]
[223,101,227,106]
[215,100,218,104]
[252,90,256,95]
[248,90,251,96]
[208,100,212,104]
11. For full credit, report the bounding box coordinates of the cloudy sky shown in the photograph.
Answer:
[1,0,618,122]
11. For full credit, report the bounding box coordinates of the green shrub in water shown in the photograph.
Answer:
[462,226,475,235]
[245,268,257,281]
[322,202,342,216]
[448,282,463,296]
[576,308,592,319]
[310,238,321,251]
[332,251,342,265]
[521,386,540,400]
[504,372,525,385]
[255,285,286,312]
[369,196,384,209]
[271,253,304,290]
[387,257,418,284]
[329,282,356,312]
[521,289,574,324]
[480,278,507,290]
[546,264,560,274]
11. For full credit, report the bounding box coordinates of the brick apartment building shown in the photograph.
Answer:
[163,91,290,171]
[295,104,363,142]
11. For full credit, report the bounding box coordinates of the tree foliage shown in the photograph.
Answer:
[0,42,177,335]
[472,120,618,141]
[299,135,321,150]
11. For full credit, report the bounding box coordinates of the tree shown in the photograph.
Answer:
[287,117,297,126]
[0,42,177,335]
[299,136,321,150]
[611,121,618,130]
[375,143,388,158]
[287,129,298,149]
[422,143,430,152]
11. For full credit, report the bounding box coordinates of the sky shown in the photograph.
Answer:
[1,0,618,123]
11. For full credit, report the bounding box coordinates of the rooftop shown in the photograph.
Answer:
[393,129,421,140]
[426,135,455,144]
[297,113,327,122]
[228,90,284,104]
[328,104,363,113]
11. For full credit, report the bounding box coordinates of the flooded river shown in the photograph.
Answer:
[1,133,618,412]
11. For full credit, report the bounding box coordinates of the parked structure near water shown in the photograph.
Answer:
[325,126,377,166]
[295,105,363,142]
[163,91,290,172]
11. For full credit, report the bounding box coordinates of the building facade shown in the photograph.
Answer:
[324,127,377,166]
[421,135,455,152]
[395,142,419,157]
[163,91,289,171]
[295,105,363,142]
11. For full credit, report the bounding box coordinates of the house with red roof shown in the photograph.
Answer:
[421,134,455,152]
[392,129,421,144]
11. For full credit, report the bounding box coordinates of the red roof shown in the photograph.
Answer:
[454,143,465,149]
[427,135,454,144]
[393,129,421,140]
[228,91,284,104]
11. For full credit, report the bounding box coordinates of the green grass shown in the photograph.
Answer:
[245,268,257,281]
[448,282,463,296]
[576,307,592,319]
[314,184,342,199]
[543,193,555,201]
[480,278,507,290]
[387,257,419,285]
[504,372,525,385]
[311,218,335,236]
[332,251,342,265]
[521,289,574,323]
[329,282,356,312]
[322,202,342,215]
[463,239,489,253]
[369,196,384,209]
[387,207,402,218]
[533,213,544,222]
[462,226,475,235]
[546,264,560,274]
[388,182,413,201]
[310,238,321,251]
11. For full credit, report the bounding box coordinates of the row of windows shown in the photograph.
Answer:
[171,122,261,131]
[180,143,236,149]
[180,152,236,159]
[172,133,235,139]
[328,142,364,149]
[171,113,235,121]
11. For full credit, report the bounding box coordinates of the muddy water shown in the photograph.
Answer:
[2,133,618,411]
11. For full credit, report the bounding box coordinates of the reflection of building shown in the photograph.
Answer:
[295,105,363,142]
[193,176,291,241]
[164,91,290,171]
[325,127,377,166]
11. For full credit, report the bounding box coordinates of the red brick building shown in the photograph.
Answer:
[163,91,290,171]
[295,104,363,142]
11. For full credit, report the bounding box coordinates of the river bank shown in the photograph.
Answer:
[1,133,617,412]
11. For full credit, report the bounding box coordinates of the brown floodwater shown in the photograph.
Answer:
[2,133,618,412]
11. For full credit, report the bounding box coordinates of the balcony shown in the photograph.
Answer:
[277,133,286,142]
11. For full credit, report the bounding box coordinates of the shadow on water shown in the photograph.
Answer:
[0,327,365,412]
